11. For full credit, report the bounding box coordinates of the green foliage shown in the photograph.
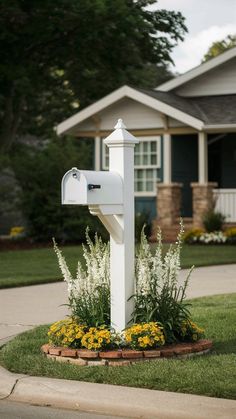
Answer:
[183,228,204,244]
[225,227,236,244]
[11,137,108,242]
[0,0,187,151]
[176,319,205,343]
[132,222,195,343]
[135,212,152,242]
[1,294,236,399]
[202,210,226,232]
[1,244,236,290]
[124,322,165,350]
[48,318,86,348]
[53,231,110,327]
[202,34,236,62]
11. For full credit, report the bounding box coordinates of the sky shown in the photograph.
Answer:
[153,0,236,74]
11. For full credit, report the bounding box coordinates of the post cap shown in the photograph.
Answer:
[104,119,139,147]
[114,119,127,129]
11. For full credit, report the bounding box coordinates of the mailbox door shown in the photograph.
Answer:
[62,170,87,204]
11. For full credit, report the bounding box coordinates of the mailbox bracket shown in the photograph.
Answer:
[89,205,124,244]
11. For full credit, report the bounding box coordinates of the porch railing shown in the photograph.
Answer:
[213,189,236,222]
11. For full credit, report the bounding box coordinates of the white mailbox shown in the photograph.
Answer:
[62,167,123,206]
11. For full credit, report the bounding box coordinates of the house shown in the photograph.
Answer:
[57,47,236,238]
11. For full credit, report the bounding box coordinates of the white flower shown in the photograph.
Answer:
[198,231,227,244]
[135,219,189,298]
[53,231,110,302]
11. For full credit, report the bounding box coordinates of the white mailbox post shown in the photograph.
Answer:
[61,119,139,332]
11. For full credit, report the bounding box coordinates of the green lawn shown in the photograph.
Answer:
[1,294,236,399]
[0,244,236,289]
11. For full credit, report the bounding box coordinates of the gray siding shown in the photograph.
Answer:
[175,57,236,97]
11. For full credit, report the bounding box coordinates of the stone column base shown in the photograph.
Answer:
[157,183,183,227]
[191,182,218,227]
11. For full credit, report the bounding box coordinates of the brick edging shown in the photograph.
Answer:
[41,339,212,366]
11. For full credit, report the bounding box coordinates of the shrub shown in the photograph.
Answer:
[135,212,152,242]
[177,320,205,343]
[124,322,165,350]
[198,231,227,244]
[132,220,195,343]
[183,228,204,244]
[48,318,86,348]
[11,138,108,242]
[202,210,225,232]
[81,326,112,350]
[9,226,26,240]
[53,229,110,327]
[224,227,236,244]
[52,222,204,348]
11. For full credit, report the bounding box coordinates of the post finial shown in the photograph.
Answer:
[114,119,127,129]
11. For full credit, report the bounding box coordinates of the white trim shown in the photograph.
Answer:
[213,188,236,222]
[103,136,161,170]
[163,133,172,184]
[56,85,204,135]
[103,136,161,195]
[204,124,236,130]
[134,136,161,169]
[102,141,108,170]
[198,132,208,184]
[134,192,157,197]
[94,136,101,171]
[157,47,236,92]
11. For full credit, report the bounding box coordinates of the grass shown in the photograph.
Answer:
[0,245,84,288]
[1,243,236,289]
[1,294,236,399]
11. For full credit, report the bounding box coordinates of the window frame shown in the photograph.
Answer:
[102,136,161,196]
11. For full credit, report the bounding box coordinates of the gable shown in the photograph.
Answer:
[175,57,236,97]
[57,85,203,136]
[78,98,165,133]
[157,46,236,94]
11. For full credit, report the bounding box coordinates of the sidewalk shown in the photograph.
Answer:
[1,366,236,419]
[1,264,236,345]
[0,264,236,418]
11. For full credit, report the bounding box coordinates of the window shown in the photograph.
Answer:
[102,136,161,196]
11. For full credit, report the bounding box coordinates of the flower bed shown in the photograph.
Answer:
[41,339,213,366]
[183,227,236,245]
[42,222,210,365]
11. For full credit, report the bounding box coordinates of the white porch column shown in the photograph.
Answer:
[94,135,101,171]
[198,132,208,184]
[163,133,172,183]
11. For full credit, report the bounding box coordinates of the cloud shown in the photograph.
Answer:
[171,24,236,73]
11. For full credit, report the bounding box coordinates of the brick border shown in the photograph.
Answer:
[41,339,212,366]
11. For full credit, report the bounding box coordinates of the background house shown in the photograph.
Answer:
[57,47,236,238]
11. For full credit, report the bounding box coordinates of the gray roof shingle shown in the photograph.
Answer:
[135,87,236,125]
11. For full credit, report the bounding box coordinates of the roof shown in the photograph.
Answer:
[136,87,236,126]
[56,85,204,135]
[57,85,236,136]
[157,46,236,92]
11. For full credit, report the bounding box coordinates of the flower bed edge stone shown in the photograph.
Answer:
[41,339,212,366]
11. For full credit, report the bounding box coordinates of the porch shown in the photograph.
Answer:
[155,132,236,239]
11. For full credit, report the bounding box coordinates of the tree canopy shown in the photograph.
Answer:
[202,34,236,62]
[0,0,187,151]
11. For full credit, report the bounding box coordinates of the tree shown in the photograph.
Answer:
[0,0,187,151]
[202,34,236,62]
[11,136,110,242]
